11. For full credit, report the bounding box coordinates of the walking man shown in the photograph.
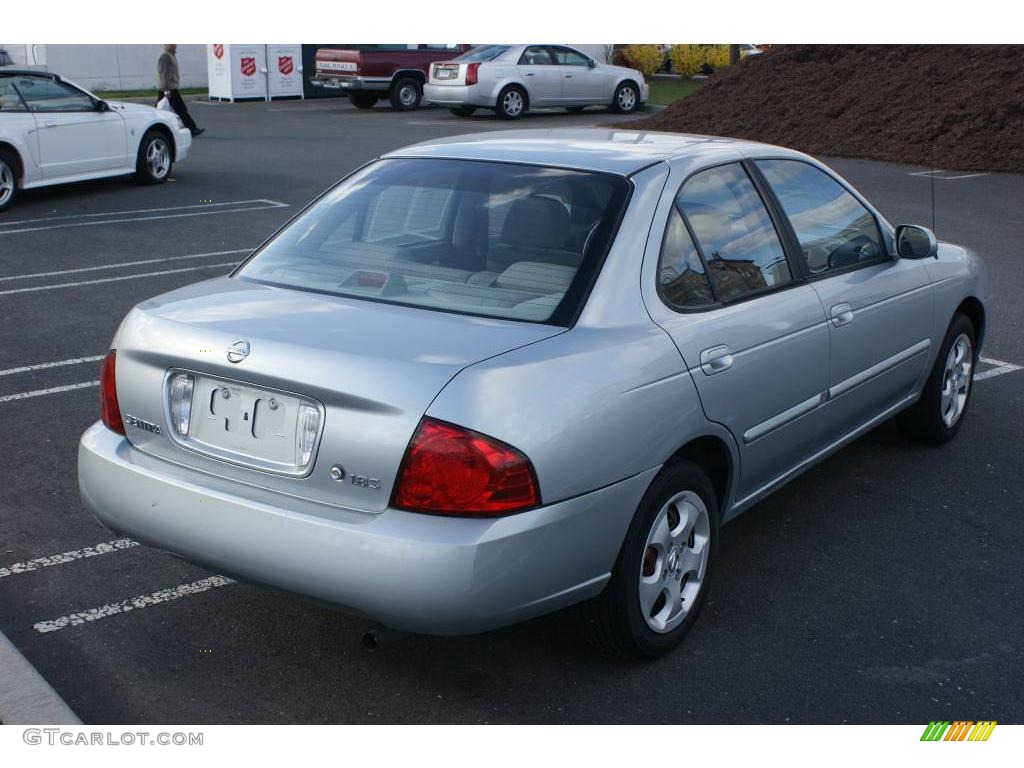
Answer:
[157,44,204,137]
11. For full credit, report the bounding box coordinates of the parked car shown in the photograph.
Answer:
[310,44,471,111]
[0,70,190,212]
[424,45,649,118]
[79,130,989,658]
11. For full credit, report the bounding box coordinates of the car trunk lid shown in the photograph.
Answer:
[113,277,562,513]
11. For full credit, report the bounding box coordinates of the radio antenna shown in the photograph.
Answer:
[930,154,936,235]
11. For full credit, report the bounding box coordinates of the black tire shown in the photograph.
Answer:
[576,460,719,659]
[567,106,586,112]
[898,313,977,444]
[610,81,641,114]
[449,106,477,117]
[389,77,422,111]
[134,129,173,185]
[0,149,18,213]
[496,85,528,119]
[349,91,379,109]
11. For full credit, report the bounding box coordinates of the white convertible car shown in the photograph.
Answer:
[0,70,192,212]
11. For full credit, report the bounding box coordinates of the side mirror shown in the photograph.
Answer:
[588,58,597,68]
[895,224,937,259]
[95,99,110,112]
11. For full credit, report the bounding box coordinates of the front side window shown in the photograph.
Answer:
[678,163,793,303]
[550,47,590,66]
[519,46,554,66]
[14,77,95,112]
[236,159,629,325]
[756,159,884,274]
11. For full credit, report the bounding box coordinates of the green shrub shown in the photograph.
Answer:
[668,45,704,78]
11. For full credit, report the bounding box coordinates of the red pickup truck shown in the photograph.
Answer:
[311,44,471,110]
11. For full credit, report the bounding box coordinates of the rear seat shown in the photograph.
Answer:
[487,195,580,274]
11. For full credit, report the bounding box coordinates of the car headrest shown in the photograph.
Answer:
[501,195,571,250]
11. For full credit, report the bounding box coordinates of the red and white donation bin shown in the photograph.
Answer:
[207,44,303,101]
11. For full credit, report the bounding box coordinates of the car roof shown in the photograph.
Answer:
[383,129,790,176]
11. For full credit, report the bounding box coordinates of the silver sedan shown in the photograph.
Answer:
[79,130,989,658]
[424,45,649,118]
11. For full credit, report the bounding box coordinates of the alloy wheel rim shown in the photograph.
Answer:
[941,332,973,427]
[503,90,523,116]
[147,138,170,179]
[0,161,12,206]
[618,87,636,111]
[399,85,417,106]
[638,490,710,633]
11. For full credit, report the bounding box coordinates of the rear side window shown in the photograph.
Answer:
[756,159,884,275]
[456,45,510,62]
[677,163,792,303]
[236,158,629,325]
[658,208,713,309]
[519,47,555,66]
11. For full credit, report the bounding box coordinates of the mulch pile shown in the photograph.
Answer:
[627,45,1024,174]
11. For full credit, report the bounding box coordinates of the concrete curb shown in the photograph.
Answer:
[0,630,80,724]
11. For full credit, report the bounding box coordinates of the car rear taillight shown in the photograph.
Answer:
[391,417,539,516]
[465,62,480,86]
[99,350,125,435]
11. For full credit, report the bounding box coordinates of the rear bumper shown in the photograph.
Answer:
[309,76,391,92]
[78,423,654,635]
[423,83,492,108]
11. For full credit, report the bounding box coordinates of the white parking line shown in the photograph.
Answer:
[0,200,288,235]
[976,357,1024,381]
[907,170,991,180]
[0,261,238,296]
[0,380,99,403]
[33,575,237,634]
[0,354,105,378]
[0,248,252,283]
[0,539,139,580]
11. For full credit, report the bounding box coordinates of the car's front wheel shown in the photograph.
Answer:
[577,460,718,658]
[899,313,977,444]
[611,81,641,114]
[496,85,527,119]
[0,149,18,212]
[134,129,173,185]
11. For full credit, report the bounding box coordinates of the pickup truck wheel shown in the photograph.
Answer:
[576,460,718,658]
[349,92,379,109]
[0,150,18,212]
[898,313,976,444]
[496,85,527,119]
[449,106,476,117]
[134,129,173,185]
[390,78,422,111]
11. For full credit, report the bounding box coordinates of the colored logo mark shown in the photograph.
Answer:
[920,721,997,741]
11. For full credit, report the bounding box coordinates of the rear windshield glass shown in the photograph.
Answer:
[235,158,629,325]
[455,45,510,62]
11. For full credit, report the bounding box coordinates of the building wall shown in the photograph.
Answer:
[0,44,209,91]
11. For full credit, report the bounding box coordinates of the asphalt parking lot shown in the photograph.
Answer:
[0,96,1021,724]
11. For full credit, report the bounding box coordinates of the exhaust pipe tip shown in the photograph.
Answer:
[361,624,406,651]
[361,630,381,651]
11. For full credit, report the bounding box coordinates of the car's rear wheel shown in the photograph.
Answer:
[349,91,379,109]
[899,313,977,444]
[0,150,18,212]
[496,85,527,119]
[134,129,172,185]
[577,460,718,658]
[390,77,422,111]
[611,81,640,114]
[449,106,476,117]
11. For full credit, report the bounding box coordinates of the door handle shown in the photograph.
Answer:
[44,120,57,128]
[699,345,734,375]
[526,72,535,76]
[564,74,573,78]
[830,303,854,327]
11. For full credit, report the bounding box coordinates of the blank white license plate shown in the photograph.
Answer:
[434,66,458,80]
[184,376,314,471]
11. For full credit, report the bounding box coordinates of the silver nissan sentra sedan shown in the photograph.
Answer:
[79,130,990,658]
